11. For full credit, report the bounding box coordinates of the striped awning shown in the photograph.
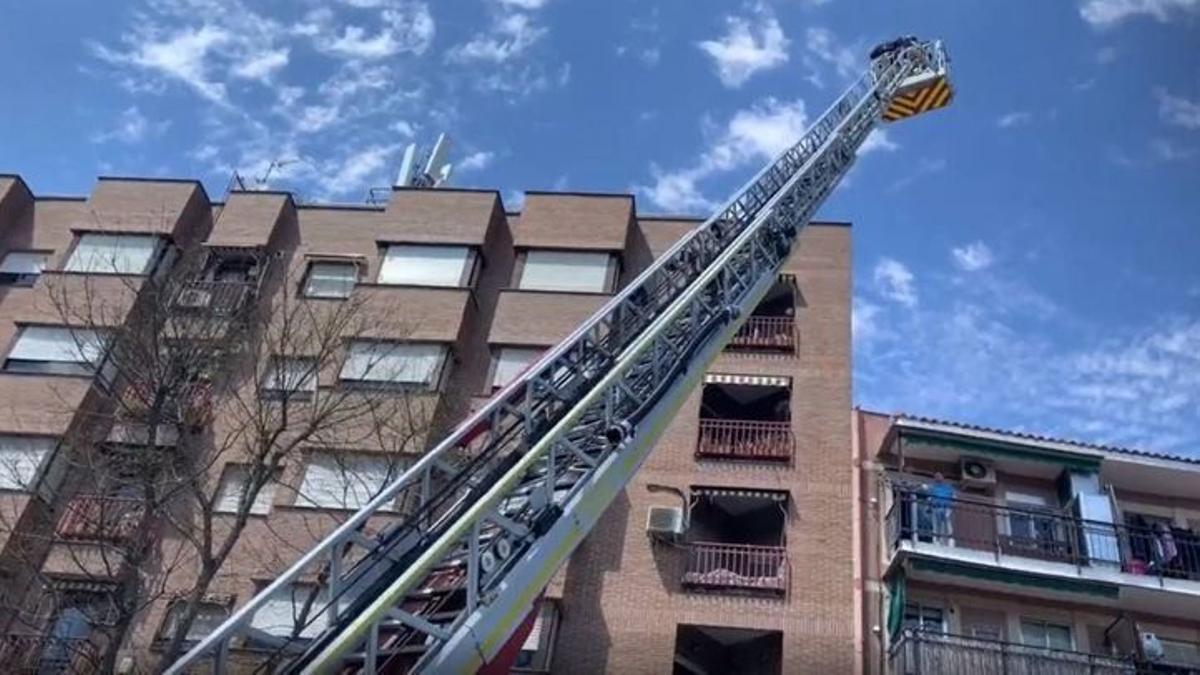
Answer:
[691,486,789,502]
[704,373,791,388]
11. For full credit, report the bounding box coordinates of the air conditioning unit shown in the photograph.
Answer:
[959,457,996,487]
[646,505,684,542]
[1141,632,1164,661]
[177,288,213,308]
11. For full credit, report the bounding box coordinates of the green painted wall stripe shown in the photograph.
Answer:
[910,557,1119,599]
[900,430,1102,471]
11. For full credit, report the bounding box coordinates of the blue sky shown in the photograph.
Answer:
[1,0,1198,455]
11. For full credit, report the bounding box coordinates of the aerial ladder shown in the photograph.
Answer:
[168,36,954,675]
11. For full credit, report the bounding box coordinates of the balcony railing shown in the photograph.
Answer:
[0,633,100,674]
[174,280,253,316]
[57,495,146,543]
[727,316,796,353]
[886,489,1200,582]
[696,419,793,462]
[889,630,1136,675]
[681,542,789,595]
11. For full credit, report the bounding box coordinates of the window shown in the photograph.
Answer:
[261,357,318,399]
[159,599,229,643]
[0,435,55,491]
[214,465,276,515]
[517,250,614,293]
[3,326,106,376]
[377,244,476,288]
[491,347,543,390]
[295,451,406,511]
[303,261,358,299]
[0,251,48,286]
[903,602,945,633]
[64,233,162,275]
[339,341,447,388]
[249,584,328,639]
[1020,619,1073,651]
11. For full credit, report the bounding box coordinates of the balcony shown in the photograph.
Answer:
[886,489,1200,583]
[696,419,793,462]
[0,632,100,674]
[57,495,145,543]
[682,542,789,596]
[173,280,254,317]
[727,316,796,353]
[889,630,1136,675]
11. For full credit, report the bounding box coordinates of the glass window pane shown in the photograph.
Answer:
[0,436,54,490]
[65,234,160,274]
[492,347,543,389]
[0,251,48,275]
[377,245,469,287]
[8,326,106,364]
[305,262,357,298]
[340,342,445,385]
[519,250,611,292]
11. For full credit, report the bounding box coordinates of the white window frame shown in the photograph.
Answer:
[159,598,230,644]
[339,341,448,389]
[376,244,477,288]
[1020,618,1074,651]
[214,464,276,516]
[516,249,616,293]
[294,451,407,511]
[260,356,318,399]
[3,325,107,376]
[0,435,56,491]
[0,250,50,287]
[903,600,946,634]
[63,233,163,275]
[490,346,544,391]
[303,260,359,299]
[249,583,328,640]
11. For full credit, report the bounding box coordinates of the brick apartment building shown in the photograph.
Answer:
[0,172,853,674]
[855,410,1200,674]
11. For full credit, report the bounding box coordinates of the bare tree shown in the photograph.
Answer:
[0,240,452,672]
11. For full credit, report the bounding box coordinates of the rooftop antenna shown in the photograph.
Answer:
[255,158,300,191]
[394,133,454,188]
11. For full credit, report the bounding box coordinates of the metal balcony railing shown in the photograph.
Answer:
[886,489,1200,582]
[0,632,100,674]
[696,419,794,462]
[726,316,796,353]
[888,630,1136,675]
[681,542,789,595]
[174,280,253,316]
[57,495,146,543]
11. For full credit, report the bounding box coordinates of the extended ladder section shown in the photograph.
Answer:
[169,38,952,675]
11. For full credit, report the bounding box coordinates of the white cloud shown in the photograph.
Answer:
[1156,88,1200,130]
[951,241,994,272]
[802,27,857,83]
[887,157,947,193]
[295,105,340,133]
[997,111,1033,129]
[317,5,435,60]
[853,297,882,344]
[448,12,547,63]
[458,151,495,172]
[93,24,232,104]
[859,129,899,156]
[325,144,398,196]
[496,0,548,8]
[874,258,918,308]
[91,106,168,144]
[1149,138,1196,162]
[637,97,808,212]
[231,47,289,82]
[1079,0,1200,27]
[697,10,789,88]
